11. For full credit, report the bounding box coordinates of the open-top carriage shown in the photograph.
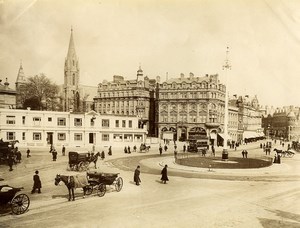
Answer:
[274,148,295,158]
[86,171,123,197]
[0,185,30,215]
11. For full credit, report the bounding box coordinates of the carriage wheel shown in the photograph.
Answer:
[96,183,106,197]
[85,185,93,195]
[11,194,30,215]
[115,177,123,192]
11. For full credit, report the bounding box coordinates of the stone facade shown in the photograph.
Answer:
[93,68,157,136]
[0,109,146,149]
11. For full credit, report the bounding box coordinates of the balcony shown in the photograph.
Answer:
[205,122,220,128]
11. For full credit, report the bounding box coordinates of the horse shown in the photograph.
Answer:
[54,174,89,201]
[89,151,101,169]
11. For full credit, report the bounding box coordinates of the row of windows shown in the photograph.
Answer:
[6,132,142,142]
[160,82,225,91]
[5,116,132,128]
[98,91,149,98]
[159,92,224,99]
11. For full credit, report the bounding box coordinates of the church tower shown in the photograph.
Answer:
[64,28,80,112]
[15,61,26,109]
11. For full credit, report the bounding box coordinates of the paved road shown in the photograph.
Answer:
[0,141,299,227]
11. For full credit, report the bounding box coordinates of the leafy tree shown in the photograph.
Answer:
[21,74,61,111]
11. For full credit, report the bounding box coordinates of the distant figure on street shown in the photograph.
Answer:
[16,150,22,163]
[183,144,186,153]
[159,145,163,156]
[31,170,41,194]
[7,153,14,171]
[133,145,137,152]
[211,145,215,157]
[101,151,105,160]
[174,149,178,159]
[164,145,168,152]
[52,149,57,161]
[242,150,245,158]
[161,165,169,184]
[62,145,66,156]
[134,165,141,186]
[128,146,131,154]
[124,146,128,154]
[108,146,112,156]
[26,148,31,158]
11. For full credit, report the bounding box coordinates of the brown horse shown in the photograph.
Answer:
[54,174,89,201]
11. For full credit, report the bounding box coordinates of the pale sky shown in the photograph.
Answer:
[1,0,300,107]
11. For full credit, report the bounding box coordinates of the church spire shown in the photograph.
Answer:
[16,61,26,84]
[67,27,77,59]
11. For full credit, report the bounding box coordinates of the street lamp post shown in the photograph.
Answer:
[222,47,231,160]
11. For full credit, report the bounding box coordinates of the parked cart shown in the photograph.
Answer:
[0,184,30,215]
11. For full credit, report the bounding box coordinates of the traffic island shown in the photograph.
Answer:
[175,156,273,169]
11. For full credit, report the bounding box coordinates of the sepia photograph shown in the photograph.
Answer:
[0,0,299,227]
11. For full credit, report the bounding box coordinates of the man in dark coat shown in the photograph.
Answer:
[159,145,163,156]
[31,170,41,193]
[52,149,57,161]
[62,145,66,156]
[134,165,141,186]
[101,151,105,160]
[7,153,14,171]
[108,146,112,156]
[26,148,31,158]
[161,165,169,184]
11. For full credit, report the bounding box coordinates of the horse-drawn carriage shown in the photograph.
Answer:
[139,143,150,153]
[68,151,100,171]
[86,171,123,197]
[273,148,295,158]
[0,140,19,164]
[55,172,123,201]
[0,184,30,215]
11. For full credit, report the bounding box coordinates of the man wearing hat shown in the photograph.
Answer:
[31,170,42,194]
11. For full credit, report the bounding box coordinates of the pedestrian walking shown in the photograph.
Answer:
[124,146,128,154]
[52,148,57,161]
[26,148,31,158]
[101,151,105,160]
[164,145,168,152]
[161,165,169,184]
[31,170,42,194]
[128,146,131,154]
[245,150,248,158]
[159,145,163,156]
[62,145,66,156]
[183,144,186,153]
[174,149,178,159]
[16,150,22,163]
[242,150,245,158]
[7,153,14,171]
[108,146,112,156]
[133,145,137,152]
[134,165,141,186]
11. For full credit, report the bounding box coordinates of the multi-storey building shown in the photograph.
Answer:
[262,106,300,141]
[0,78,16,109]
[229,95,264,142]
[0,108,146,149]
[157,72,227,145]
[93,68,157,136]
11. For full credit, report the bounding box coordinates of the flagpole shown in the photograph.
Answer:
[222,47,231,160]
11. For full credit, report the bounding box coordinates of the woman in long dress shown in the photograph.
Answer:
[161,165,169,184]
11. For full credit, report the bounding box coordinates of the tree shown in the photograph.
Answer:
[21,74,61,111]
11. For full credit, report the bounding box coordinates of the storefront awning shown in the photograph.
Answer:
[243,131,259,139]
[218,133,232,140]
